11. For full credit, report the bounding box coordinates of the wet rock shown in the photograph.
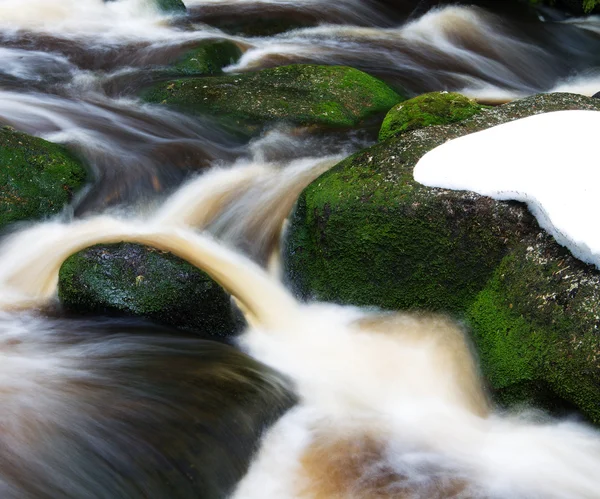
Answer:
[142,64,403,137]
[0,126,87,230]
[378,91,486,141]
[58,243,239,339]
[190,9,317,37]
[285,92,600,421]
[154,0,186,14]
[530,0,600,15]
[164,39,242,77]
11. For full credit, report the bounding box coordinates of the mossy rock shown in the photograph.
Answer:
[155,0,186,14]
[467,235,600,422]
[529,0,600,14]
[142,64,403,136]
[0,127,87,229]
[58,243,238,339]
[378,91,486,141]
[285,92,600,419]
[165,40,242,77]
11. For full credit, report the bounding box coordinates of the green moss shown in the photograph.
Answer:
[168,40,242,77]
[58,243,237,338]
[378,92,486,141]
[285,141,525,313]
[466,257,548,392]
[0,127,87,229]
[286,93,600,310]
[142,64,403,136]
[465,238,600,423]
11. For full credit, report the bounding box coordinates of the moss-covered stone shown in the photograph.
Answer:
[286,93,600,309]
[529,0,600,14]
[467,235,600,422]
[0,126,87,229]
[155,0,186,14]
[169,40,242,77]
[142,64,403,136]
[58,243,238,339]
[285,92,600,419]
[378,92,486,141]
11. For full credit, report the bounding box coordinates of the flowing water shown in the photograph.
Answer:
[2,0,600,497]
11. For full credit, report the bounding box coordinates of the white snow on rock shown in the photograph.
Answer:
[413,110,600,268]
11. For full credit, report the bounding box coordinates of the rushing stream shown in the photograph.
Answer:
[3,0,600,497]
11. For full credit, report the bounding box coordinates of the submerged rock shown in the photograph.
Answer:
[104,0,186,13]
[285,92,600,420]
[154,0,186,14]
[378,91,485,141]
[142,64,403,136]
[0,126,87,229]
[58,243,238,338]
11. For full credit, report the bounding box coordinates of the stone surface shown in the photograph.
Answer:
[58,242,239,339]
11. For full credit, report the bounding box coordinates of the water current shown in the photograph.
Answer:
[2,0,600,497]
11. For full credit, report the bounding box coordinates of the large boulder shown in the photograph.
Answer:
[58,243,239,339]
[142,64,402,136]
[0,126,87,229]
[285,92,600,420]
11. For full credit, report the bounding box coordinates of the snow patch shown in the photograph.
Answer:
[414,110,600,268]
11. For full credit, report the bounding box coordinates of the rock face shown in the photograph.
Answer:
[142,64,403,136]
[378,91,485,141]
[58,243,238,339]
[285,92,600,421]
[0,127,87,229]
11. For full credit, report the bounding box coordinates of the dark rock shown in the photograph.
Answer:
[58,243,239,339]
